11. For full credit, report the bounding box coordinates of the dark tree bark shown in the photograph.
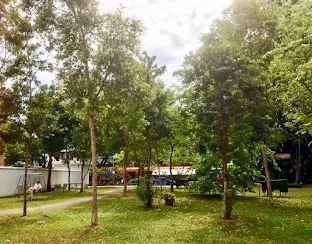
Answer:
[47,154,53,192]
[67,161,71,191]
[221,148,230,219]
[169,144,174,192]
[123,149,128,196]
[80,161,85,193]
[0,139,5,166]
[220,112,232,219]
[155,146,163,190]
[146,141,152,208]
[295,140,301,184]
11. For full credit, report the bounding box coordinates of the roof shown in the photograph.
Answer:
[274,153,291,160]
[115,166,195,176]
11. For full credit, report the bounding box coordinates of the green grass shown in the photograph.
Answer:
[0,186,312,243]
[0,187,114,210]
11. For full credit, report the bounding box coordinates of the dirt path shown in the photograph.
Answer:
[0,186,134,216]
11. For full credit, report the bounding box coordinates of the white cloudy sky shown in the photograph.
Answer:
[39,0,233,87]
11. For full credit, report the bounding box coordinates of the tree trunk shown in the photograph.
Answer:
[23,142,30,216]
[89,110,98,226]
[47,154,53,192]
[123,149,128,196]
[220,112,231,219]
[42,154,46,168]
[134,151,141,186]
[67,161,71,191]
[261,142,273,201]
[146,141,152,208]
[80,161,85,193]
[155,146,162,190]
[169,145,174,192]
[158,162,162,190]
[295,140,301,184]
[0,139,5,166]
[0,153,4,166]
[221,149,231,219]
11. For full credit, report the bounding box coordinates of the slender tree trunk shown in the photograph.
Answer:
[67,162,71,191]
[80,161,85,193]
[146,141,152,208]
[220,112,231,219]
[221,149,231,219]
[134,151,141,186]
[261,142,273,201]
[0,139,5,166]
[0,153,4,166]
[155,146,162,190]
[89,110,98,226]
[304,137,312,155]
[42,154,46,168]
[295,140,301,184]
[81,163,90,192]
[123,149,128,196]
[23,142,30,216]
[169,145,174,192]
[158,162,162,189]
[47,154,53,192]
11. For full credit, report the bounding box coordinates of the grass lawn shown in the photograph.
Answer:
[0,186,312,243]
[0,187,114,210]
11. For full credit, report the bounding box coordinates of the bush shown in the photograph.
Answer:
[190,151,263,195]
[137,176,156,208]
[162,192,175,206]
[128,178,138,185]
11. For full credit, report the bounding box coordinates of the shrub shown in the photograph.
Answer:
[128,178,138,185]
[162,192,175,206]
[137,176,155,208]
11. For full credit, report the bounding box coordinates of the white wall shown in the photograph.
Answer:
[151,167,196,176]
[0,166,89,197]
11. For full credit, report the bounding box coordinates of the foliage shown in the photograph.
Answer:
[268,0,312,136]
[191,149,263,195]
[162,191,175,206]
[136,176,156,208]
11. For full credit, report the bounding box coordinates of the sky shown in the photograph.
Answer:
[39,0,233,87]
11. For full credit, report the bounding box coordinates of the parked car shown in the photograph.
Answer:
[151,177,176,185]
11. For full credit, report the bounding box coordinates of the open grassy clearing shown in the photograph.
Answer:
[0,186,312,243]
[0,187,114,210]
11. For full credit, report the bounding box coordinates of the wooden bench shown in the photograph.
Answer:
[258,179,288,197]
[175,179,189,188]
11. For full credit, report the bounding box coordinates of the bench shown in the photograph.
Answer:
[53,184,62,191]
[258,179,288,197]
[63,183,84,191]
[175,179,189,188]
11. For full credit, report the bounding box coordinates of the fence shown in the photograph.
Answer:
[0,166,89,197]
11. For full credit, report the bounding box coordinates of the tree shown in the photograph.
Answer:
[100,59,150,196]
[53,1,144,225]
[176,23,276,218]
[0,0,35,166]
[216,0,282,201]
[71,118,90,193]
[39,88,77,191]
[269,0,312,138]
[0,87,17,166]
[165,89,197,192]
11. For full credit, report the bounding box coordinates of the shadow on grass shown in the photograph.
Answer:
[189,193,222,200]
